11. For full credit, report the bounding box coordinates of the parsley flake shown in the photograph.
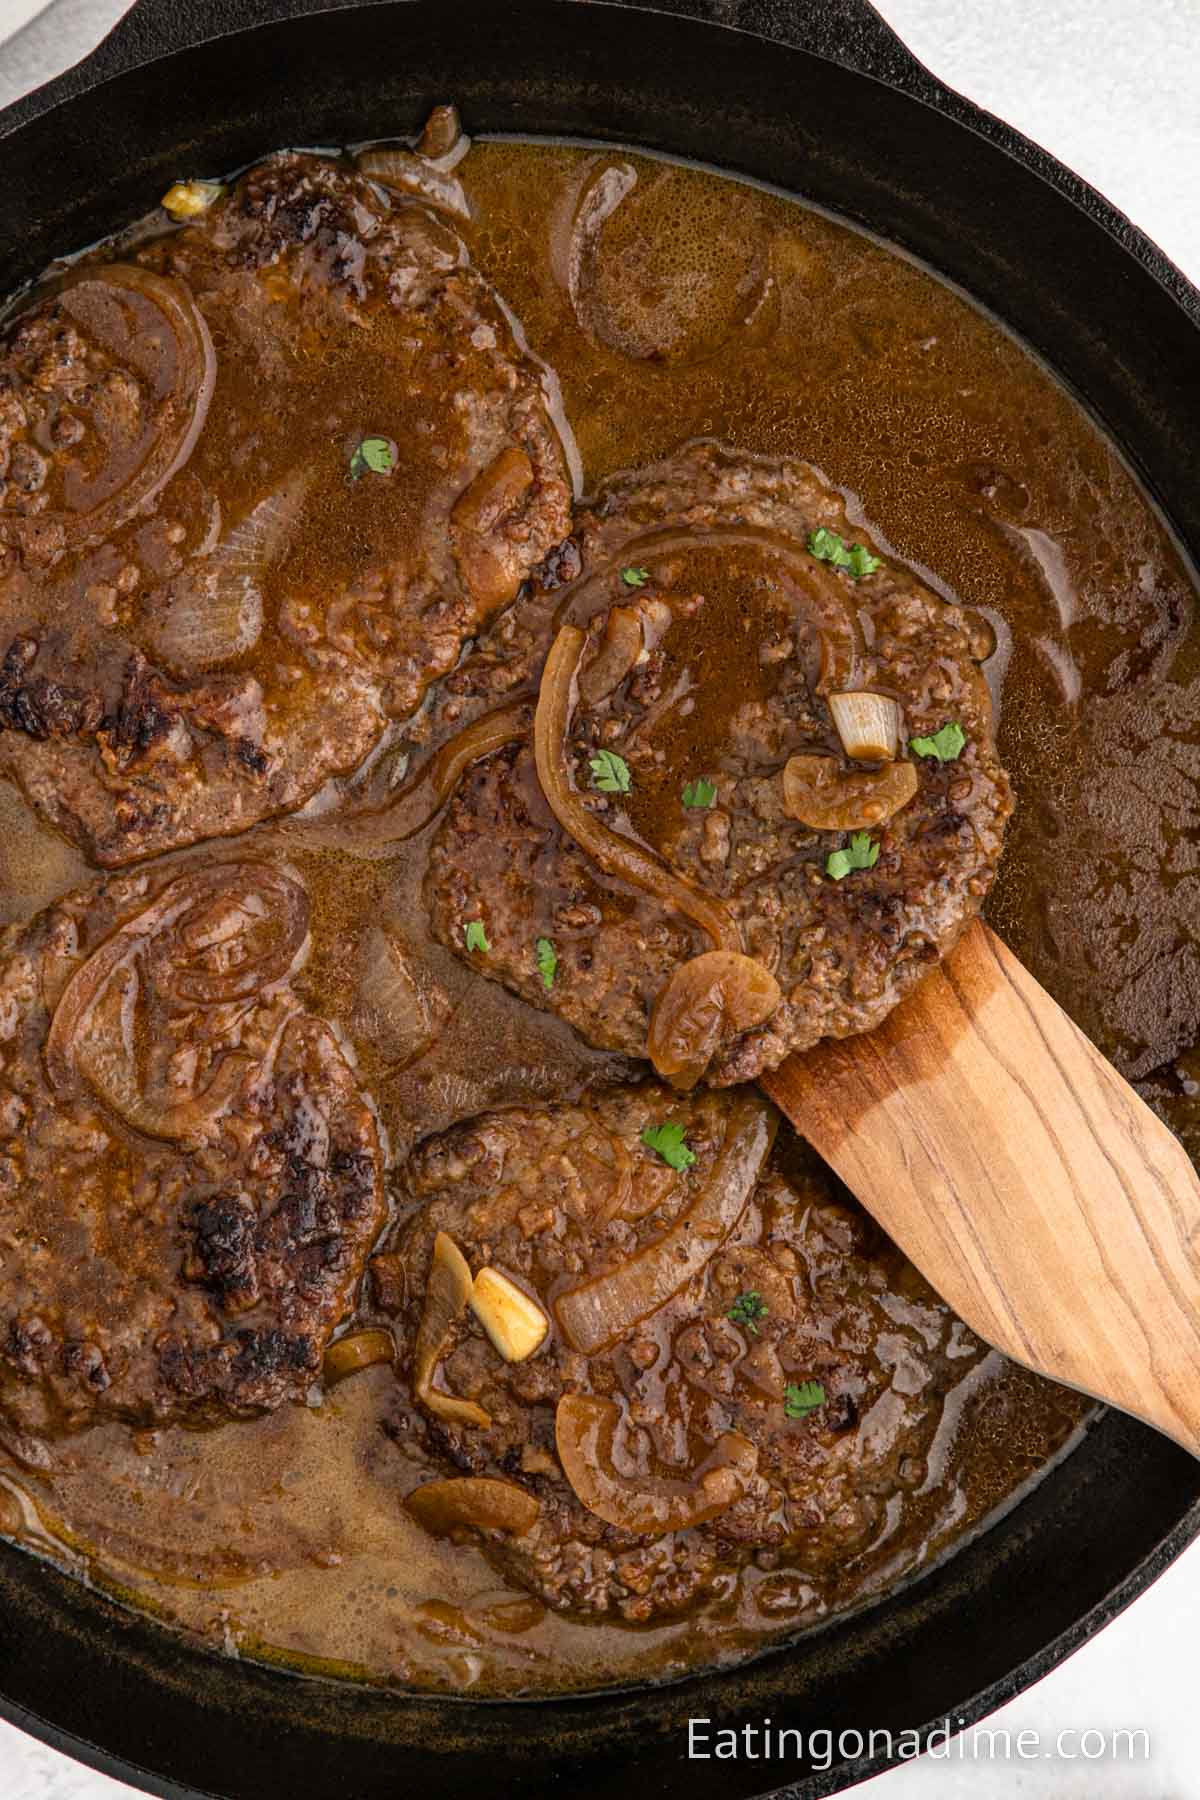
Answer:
[641,1121,697,1171]
[535,936,558,990]
[826,832,880,881]
[807,527,882,579]
[350,436,396,479]
[621,566,650,588]
[728,1291,769,1334]
[909,721,967,763]
[846,542,883,578]
[682,776,717,810]
[784,1379,826,1420]
[464,920,490,954]
[589,748,632,794]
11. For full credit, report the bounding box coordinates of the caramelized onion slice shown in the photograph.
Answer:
[557,162,637,346]
[406,1477,539,1539]
[782,752,918,832]
[413,1232,491,1429]
[148,568,262,675]
[450,447,538,611]
[293,697,532,855]
[556,1394,757,1534]
[144,477,309,675]
[323,1328,395,1385]
[416,106,469,167]
[151,866,310,1006]
[647,950,781,1090]
[555,1091,776,1354]
[534,625,741,953]
[577,605,644,707]
[356,147,470,218]
[65,967,254,1148]
[44,865,309,1144]
[51,265,215,545]
[351,923,450,1069]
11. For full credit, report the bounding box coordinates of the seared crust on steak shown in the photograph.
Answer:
[0,153,571,865]
[0,862,385,1435]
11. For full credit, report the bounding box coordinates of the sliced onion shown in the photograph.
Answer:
[559,162,638,345]
[556,1393,757,1534]
[144,480,307,675]
[534,625,741,952]
[52,265,215,546]
[578,1116,635,1227]
[415,106,469,167]
[828,691,900,761]
[323,1328,395,1385]
[352,923,447,1068]
[413,1232,491,1429]
[781,752,918,832]
[450,447,539,613]
[44,866,309,1144]
[295,697,532,854]
[150,867,309,1005]
[555,1092,776,1354]
[577,605,645,707]
[148,572,262,674]
[71,973,254,1147]
[406,1477,539,1538]
[356,147,470,219]
[647,950,782,1090]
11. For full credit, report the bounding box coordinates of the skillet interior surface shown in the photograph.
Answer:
[0,2,1198,1795]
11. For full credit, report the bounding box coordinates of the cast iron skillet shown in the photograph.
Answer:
[1,2,1198,1795]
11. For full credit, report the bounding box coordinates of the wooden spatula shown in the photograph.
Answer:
[762,918,1200,1456]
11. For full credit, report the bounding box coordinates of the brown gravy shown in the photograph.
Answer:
[1,135,1196,1697]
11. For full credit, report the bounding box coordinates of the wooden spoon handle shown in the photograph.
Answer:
[763,919,1200,1456]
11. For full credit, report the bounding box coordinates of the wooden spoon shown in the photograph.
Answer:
[762,918,1200,1455]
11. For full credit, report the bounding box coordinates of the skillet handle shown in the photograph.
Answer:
[4,0,950,134]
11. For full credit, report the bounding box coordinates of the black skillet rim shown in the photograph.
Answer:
[0,3,1198,1797]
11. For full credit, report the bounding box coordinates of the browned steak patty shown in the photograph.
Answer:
[426,441,1012,1083]
[0,150,571,866]
[0,861,385,1437]
[380,1081,983,1624]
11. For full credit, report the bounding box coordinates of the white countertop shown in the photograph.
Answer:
[0,0,1198,1795]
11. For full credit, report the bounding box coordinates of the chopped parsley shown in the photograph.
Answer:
[728,1291,769,1334]
[535,936,558,990]
[682,775,717,810]
[784,1379,827,1420]
[463,919,490,954]
[589,748,632,794]
[826,831,880,881]
[621,566,650,588]
[641,1121,697,1171]
[807,527,882,579]
[350,435,396,479]
[909,721,967,763]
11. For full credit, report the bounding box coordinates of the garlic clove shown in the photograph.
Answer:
[470,1267,549,1363]
[161,180,226,220]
